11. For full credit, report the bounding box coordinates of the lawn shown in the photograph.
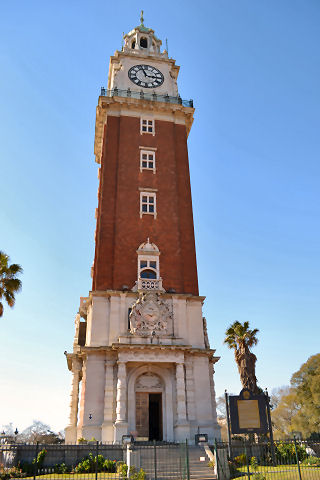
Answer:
[23,474,122,479]
[233,465,320,479]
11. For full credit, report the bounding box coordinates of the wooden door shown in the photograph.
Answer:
[135,392,149,438]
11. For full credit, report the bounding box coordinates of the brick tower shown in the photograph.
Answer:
[65,14,220,444]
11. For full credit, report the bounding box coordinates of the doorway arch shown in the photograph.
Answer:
[127,365,174,441]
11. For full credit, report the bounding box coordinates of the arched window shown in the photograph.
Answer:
[140,37,148,48]
[140,269,156,279]
[131,40,136,49]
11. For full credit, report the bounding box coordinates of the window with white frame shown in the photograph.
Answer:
[139,258,159,279]
[140,191,156,218]
[140,118,155,135]
[140,149,156,173]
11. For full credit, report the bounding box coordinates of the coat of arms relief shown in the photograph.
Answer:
[129,292,172,336]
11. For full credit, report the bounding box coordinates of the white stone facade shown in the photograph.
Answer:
[65,288,220,444]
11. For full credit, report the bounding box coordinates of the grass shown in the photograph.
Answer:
[233,465,320,479]
[24,474,121,479]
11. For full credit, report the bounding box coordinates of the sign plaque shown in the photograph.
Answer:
[228,389,269,434]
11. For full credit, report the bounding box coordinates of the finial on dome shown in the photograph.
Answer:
[140,10,144,26]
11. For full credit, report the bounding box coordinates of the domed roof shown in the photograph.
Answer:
[137,238,159,253]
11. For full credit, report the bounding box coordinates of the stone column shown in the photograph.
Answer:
[185,357,196,422]
[102,359,115,442]
[175,362,190,441]
[114,361,128,442]
[65,358,82,443]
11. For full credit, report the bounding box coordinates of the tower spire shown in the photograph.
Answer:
[140,10,144,26]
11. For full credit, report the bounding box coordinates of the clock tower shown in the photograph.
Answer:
[65,14,220,444]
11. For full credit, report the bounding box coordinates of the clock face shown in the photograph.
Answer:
[128,64,164,88]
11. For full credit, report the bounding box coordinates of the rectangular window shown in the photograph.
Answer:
[141,118,155,135]
[140,192,157,218]
[140,149,156,173]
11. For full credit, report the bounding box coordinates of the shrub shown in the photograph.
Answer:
[302,456,320,466]
[78,437,87,444]
[31,448,47,468]
[115,462,145,479]
[75,454,117,473]
[253,474,266,480]
[75,458,91,473]
[104,459,116,472]
[251,456,258,471]
[275,442,307,463]
[234,453,247,466]
[208,459,215,469]
[0,465,26,479]
[54,463,69,474]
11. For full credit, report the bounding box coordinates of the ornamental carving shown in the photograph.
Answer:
[136,373,163,390]
[129,292,172,335]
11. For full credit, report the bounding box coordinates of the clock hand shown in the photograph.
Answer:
[142,67,155,79]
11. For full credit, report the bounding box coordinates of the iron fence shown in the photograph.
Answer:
[100,88,194,108]
[214,438,320,480]
[0,441,189,480]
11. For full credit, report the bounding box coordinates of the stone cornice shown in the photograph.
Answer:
[75,343,218,360]
[89,289,205,302]
[94,95,194,164]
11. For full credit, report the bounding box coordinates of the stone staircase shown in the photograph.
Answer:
[188,445,216,480]
[137,443,216,480]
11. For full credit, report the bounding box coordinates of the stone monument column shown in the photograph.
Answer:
[65,357,82,443]
[114,361,128,442]
[102,359,115,441]
[175,361,190,441]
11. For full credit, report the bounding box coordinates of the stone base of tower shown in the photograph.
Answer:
[113,422,129,443]
[65,426,77,444]
[174,423,190,442]
[65,290,221,445]
[101,421,115,443]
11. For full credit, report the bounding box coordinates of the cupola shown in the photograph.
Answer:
[123,11,164,57]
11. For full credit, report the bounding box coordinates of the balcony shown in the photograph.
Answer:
[135,277,164,292]
[100,87,193,108]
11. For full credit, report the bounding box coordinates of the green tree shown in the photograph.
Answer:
[0,251,23,317]
[290,353,320,436]
[271,386,299,439]
[224,321,259,394]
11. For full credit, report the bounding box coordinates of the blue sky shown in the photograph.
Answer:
[1,0,319,432]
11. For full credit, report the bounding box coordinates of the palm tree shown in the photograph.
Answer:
[224,320,259,394]
[0,251,23,317]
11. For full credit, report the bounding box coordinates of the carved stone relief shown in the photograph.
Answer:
[136,372,163,391]
[130,292,172,336]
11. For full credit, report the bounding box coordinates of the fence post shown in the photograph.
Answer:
[214,439,219,479]
[33,442,39,480]
[244,441,250,480]
[293,436,302,480]
[95,441,99,480]
[185,439,190,480]
[153,439,157,480]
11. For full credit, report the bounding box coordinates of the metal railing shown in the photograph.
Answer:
[100,87,194,108]
[214,438,320,480]
[0,440,189,480]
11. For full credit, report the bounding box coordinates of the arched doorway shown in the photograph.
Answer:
[135,372,163,441]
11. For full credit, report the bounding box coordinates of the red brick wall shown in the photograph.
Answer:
[93,115,199,295]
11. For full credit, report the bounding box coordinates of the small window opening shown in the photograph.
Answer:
[140,37,148,48]
[131,41,136,49]
[128,307,132,329]
[141,269,157,279]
